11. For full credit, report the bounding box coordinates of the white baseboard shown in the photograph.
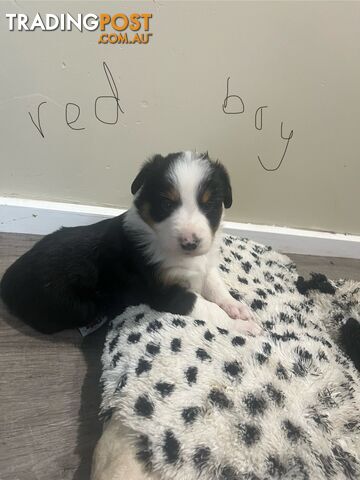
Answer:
[1,196,360,259]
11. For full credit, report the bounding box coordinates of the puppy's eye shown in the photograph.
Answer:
[160,198,176,211]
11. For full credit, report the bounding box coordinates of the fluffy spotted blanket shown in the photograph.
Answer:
[100,236,360,480]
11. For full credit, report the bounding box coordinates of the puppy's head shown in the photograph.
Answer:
[131,151,232,257]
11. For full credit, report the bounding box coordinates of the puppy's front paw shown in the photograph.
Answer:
[233,319,263,336]
[219,300,262,336]
[219,300,254,321]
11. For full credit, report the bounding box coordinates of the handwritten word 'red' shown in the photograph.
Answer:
[222,77,294,172]
[28,62,124,138]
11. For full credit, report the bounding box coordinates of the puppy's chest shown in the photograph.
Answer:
[159,257,211,293]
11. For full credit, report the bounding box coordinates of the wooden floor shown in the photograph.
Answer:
[0,233,359,480]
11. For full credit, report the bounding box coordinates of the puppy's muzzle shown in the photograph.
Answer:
[179,234,201,252]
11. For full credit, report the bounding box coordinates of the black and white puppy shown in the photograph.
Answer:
[0,151,260,335]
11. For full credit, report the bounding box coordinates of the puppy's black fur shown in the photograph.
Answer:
[0,215,196,333]
[0,152,231,333]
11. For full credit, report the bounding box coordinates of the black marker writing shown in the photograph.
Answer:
[65,102,85,131]
[257,122,294,172]
[27,62,126,137]
[28,101,47,138]
[222,77,294,172]
[95,61,125,125]
[222,77,244,114]
[255,105,268,131]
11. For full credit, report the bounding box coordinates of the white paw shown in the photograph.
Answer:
[218,300,262,336]
[233,319,263,336]
[206,302,233,323]
[219,300,254,321]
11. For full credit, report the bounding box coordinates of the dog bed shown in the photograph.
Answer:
[100,236,360,480]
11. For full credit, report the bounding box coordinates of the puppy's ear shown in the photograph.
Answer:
[215,161,232,208]
[131,163,149,195]
[131,155,163,195]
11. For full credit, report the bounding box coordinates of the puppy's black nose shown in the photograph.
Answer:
[180,236,200,251]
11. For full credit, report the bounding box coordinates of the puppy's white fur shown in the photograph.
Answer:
[124,151,259,332]
[92,152,261,480]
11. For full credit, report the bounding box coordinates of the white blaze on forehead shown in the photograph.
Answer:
[168,152,210,208]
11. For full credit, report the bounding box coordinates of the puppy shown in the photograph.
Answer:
[0,151,259,335]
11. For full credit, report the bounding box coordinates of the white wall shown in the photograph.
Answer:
[1,1,360,234]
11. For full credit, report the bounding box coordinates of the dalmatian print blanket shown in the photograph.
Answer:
[100,236,360,480]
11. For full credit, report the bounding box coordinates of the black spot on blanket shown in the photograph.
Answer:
[232,336,246,346]
[204,329,215,342]
[220,264,230,273]
[238,423,261,446]
[317,349,328,362]
[318,454,336,477]
[128,332,141,343]
[111,351,122,368]
[135,394,154,418]
[136,435,153,471]
[147,320,163,333]
[263,342,272,354]
[230,289,242,301]
[266,384,285,406]
[155,382,175,397]
[267,455,286,477]
[136,358,152,376]
[163,430,180,464]
[115,373,127,392]
[296,273,335,295]
[182,406,201,424]
[108,333,119,353]
[264,320,275,330]
[251,299,267,311]
[193,446,211,470]
[332,445,359,478]
[287,456,309,480]
[242,261,252,273]
[244,393,267,416]
[282,420,304,443]
[238,276,248,285]
[264,271,274,282]
[256,288,267,299]
[255,353,268,365]
[219,465,239,480]
[146,342,160,355]
[217,327,229,335]
[171,338,181,352]
[279,312,293,324]
[271,331,299,342]
[135,312,145,322]
[224,361,243,377]
[209,388,233,409]
[172,317,186,328]
[185,366,198,385]
[196,348,212,361]
[194,319,205,326]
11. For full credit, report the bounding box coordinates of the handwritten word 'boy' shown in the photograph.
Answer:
[222,77,294,172]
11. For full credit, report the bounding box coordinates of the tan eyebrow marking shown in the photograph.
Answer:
[201,189,211,203]
[162,187,180,202]
[138,202,155,229]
